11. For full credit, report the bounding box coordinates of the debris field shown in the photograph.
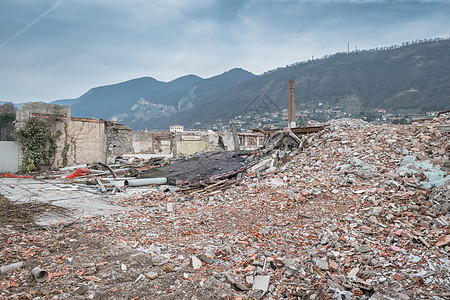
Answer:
[0,116,449,300]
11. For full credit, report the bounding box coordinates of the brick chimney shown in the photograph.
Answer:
[288,80,296,128]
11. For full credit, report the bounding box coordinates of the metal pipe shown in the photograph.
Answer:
[31,267,48,282]
[0,262,24,274]
[124,177,168,187]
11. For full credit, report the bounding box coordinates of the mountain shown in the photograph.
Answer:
[53,38,450,129]
[49,99,78,106]
[186,38,450,125]
[64,68,255,129]
[114,68,256,129]
[70,75,201,120]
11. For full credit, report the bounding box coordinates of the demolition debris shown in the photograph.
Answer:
[0,115,449,300]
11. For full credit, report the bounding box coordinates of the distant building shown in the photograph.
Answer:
[169,125,184,132]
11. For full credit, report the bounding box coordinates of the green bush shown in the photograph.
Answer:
[13,118,61,172]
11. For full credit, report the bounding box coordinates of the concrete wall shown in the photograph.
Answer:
[132,131,156,154]
[53,118,107,167]
[16,103,107,168]
[16,103,70,124]
[129,130,264,157]
[15,103,264,168]
[0,141,19,172]
[106,122,133,158]
[132,131,174,155]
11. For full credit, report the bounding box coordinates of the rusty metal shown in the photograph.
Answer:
[251,128,267,135]
[253,125,325,135]
[437,109,450,117]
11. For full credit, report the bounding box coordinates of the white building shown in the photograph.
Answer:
[169,125,184,132]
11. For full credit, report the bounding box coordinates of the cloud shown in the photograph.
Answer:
[0,0,64,49]
[0,0,449,102]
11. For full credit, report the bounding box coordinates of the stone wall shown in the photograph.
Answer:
[132,131,155,154]
[106,121,133,159]
[53,118,107,167]
[16,103,107,168]
[16,103,71,124]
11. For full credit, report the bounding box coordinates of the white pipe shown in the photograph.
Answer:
[0,262,24,274]
[124,178,168,187]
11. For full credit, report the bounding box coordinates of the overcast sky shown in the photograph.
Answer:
[1,0,449,103]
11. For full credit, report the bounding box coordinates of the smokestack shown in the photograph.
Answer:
[288,80,296,128]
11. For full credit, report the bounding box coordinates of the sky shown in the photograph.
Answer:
[1,0,449,103]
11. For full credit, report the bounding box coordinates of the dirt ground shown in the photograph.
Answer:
[1,117,449,300]
[0,195,232,300]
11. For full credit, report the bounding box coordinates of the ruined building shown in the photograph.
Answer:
[1,103,263,172]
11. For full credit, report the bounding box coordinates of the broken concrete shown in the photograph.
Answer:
[0,177,129,225]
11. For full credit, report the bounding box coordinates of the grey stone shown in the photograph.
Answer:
[338,164,352,171]
[247,289,265,300]
[401,155,417,166]
[283,258,300,269]
[313,258,329,270]
[347,267,359,278]
[333,289,353,300]
[327,279,344,292]
[396,292,410,300]
[355,244,371,253]
[149,244,162,255]
[368,292,396,300]
[73,284,88,295]
[152,253,169,266]
[225,273,249,291]
[146,271,159,279]
[269,178,284,187]
[349,157,365,168]
[252,275,270,292]
[199,254,214,264]
[191,255,202,270]
[441,201,450,213]
[372,207,383,215]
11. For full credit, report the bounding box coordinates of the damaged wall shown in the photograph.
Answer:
[53,118,107,167]
[129,130,264,157]
[106,121,133,158]
[207,131,264,152]
[15,103,264,170]
[131,131,174,155]
[16,102,71,122]
[16,103,107,168]
[174,134,215,156]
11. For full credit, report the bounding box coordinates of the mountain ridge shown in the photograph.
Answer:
[50,38,450,129]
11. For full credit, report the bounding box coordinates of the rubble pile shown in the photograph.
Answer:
[138,151,251,184]
[0,116,449,299]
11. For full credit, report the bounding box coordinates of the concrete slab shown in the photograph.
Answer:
[0,178,131,226]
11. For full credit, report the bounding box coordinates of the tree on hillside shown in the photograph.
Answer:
[0,102,17,141]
